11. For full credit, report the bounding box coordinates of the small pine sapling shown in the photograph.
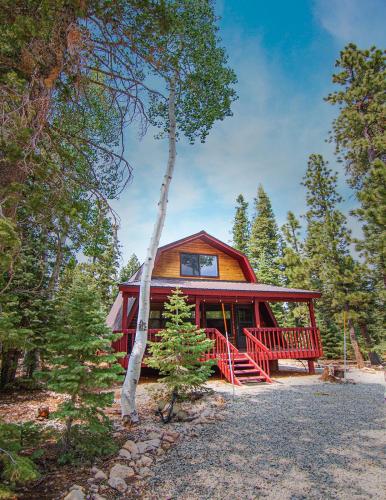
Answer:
[43,271,124,463]
[147,288,215,421]
[0,421,44,498]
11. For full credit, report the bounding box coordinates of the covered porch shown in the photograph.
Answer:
[110,278,322,384]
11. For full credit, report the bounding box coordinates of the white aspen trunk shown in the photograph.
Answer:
[121,76,177,422]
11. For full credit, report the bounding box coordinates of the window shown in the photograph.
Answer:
[180,253,219,277]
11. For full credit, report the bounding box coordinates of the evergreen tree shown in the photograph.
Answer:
[248,184,280,284]
[43,271,124,461]
[120,254,141,282]
[325,43,385,307]
[280,212,310,326]
[147,289,215,397]
[302,154,364,361]
[231,194,250,254]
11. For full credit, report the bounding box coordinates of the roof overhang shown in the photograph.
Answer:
[119,282,321,302]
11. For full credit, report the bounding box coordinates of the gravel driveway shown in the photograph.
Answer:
[148,372,386,500]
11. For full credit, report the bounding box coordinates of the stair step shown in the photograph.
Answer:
[235,369,261,375]
[238,376,266,383]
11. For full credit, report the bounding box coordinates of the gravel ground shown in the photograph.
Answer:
[147,370,386,500]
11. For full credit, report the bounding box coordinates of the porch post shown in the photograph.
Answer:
[307,360,315,374]
[308,300,316,328]
[195,297,200,328]
[122,292,128,330]
[253,299,260,327]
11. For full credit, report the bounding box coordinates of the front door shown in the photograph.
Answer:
[235,304,254,350]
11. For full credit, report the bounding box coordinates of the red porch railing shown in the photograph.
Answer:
[244,327,323,359]
[113,329,162,369]
[112,327,272,384]
[243,328,271,380]
[204,327,239,385]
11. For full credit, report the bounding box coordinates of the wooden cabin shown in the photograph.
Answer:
[108,231,322,384]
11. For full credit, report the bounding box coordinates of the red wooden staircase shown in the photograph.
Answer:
[205,328,272,385]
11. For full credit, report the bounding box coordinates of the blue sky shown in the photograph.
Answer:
[112,0,386,264]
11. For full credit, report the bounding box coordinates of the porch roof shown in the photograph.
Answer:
[120,277,321,300]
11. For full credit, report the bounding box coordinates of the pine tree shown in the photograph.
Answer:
[248,184,280,284]
[302,154,365,362]
[43,271,124,461]
[231,194,250,254]
[325,44,386,346]
[280,212,310,326]
[120,254,141,282]
[147,289,215,397]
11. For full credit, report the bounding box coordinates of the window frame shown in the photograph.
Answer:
[179,252,219,278]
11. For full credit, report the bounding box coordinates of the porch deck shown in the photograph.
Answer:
[113,325,322,385]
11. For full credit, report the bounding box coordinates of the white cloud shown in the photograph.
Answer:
[314,0,386,47]
[114,25,359,264]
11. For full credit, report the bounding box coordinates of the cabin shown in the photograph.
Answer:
[108,231,323,384]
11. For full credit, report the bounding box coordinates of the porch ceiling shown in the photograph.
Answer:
[120,277,321,300]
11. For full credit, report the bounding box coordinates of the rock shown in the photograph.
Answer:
[94,470,107,481]
[138,455,153,467]
[89,484,99,493]
[69,485,85,492]
[109,463,135,480]
[64,490,85,500]
[139,467,152,478]
[91,466,99,474]
[108,477,127,493]
[162,442,171,450]
[123,440,139,456]
[156,447,165,456]
[87,477,96,484]
[118,448,132,460]
[91,495,106,500]
[137,438,161,453]
[162,431,179,443]
[175,409,189,421]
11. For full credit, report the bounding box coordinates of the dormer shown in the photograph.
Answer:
[152,231,256,283]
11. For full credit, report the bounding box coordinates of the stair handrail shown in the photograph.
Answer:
[243,328,272,381]
[205,328,237,385]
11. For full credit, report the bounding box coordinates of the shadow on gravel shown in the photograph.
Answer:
[149,381,385,499]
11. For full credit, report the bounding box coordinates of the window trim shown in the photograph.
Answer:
[179,252,220,278]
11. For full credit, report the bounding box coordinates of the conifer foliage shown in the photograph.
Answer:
[43,271,124,462]
[147,289,215,397]
[232,194,250,254]
[248,185,280,284]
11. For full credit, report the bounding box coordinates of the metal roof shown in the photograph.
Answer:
[121,277,320,297]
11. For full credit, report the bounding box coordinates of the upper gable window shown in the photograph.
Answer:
[180,253,219,278]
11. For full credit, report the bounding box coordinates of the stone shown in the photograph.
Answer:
[162,432,179,443]
[94,470,107,481]
[109,463,135,480]
[138,455,153,467]
[92,495,107,500]
[64,490,85,500]
[89,485,99,493]
[108,477,127,493]
[87,478,96,484]
[91,466,99,474]
[123,440,139,456]
[137,438,161,453]
[156,448,165,456]
[69,485,84,492]
[139,467,152,478]
[118,448,131,460]
[162,442,171,450]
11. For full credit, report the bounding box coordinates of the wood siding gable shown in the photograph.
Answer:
[152,237,248,282]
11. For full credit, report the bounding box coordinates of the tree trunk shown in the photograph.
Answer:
[121,76,177,422]
[359,323,382,366]
[348,318,365,369]
[0,349,21,389]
